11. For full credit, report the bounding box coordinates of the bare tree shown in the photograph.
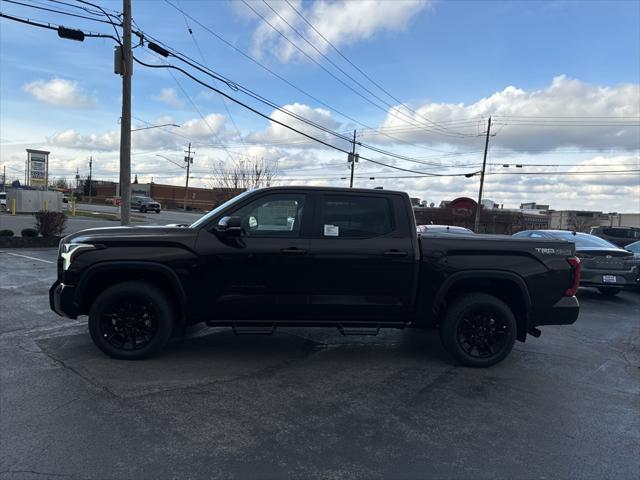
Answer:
[568,214,600,233]
[53,178,69,189]
[211,157,278,201]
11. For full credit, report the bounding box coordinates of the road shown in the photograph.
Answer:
[0,204,204,236]
[0,248,639,479]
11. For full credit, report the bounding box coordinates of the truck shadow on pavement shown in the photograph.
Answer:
[35,327,452,399]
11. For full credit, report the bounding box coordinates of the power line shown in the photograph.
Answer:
[132,56,457,177]
[160,0,456,153]
[280,0,470,137]
[174,0,246,147]
[0,10,117,39]
[242,0,472,139]
[1,0,120,25]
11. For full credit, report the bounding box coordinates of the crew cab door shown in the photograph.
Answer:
[306,192,418,321]
[195,192,312,321]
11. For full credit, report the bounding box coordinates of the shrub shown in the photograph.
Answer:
[34,211,67,237]
[21,228,38,237]
[0,229,14,237]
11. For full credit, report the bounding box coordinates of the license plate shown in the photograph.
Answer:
[603,275,617,283]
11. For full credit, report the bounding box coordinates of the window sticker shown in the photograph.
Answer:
[324,224,339,236]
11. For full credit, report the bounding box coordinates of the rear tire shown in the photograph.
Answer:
[598,287,620,296]
[88,281,173,360]
[440,293,517,368]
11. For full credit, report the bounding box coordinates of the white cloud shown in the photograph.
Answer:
[153,88,185,108]
[249,102,348,150]
[248,0,429,62]
[377,75,640,152]
[180,113,228,140]
[47,129,119,151]
[23,78,96,108]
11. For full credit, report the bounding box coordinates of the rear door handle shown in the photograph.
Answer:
[281,247,307,255]
[383,250,408,257]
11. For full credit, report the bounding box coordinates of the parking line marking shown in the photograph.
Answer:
[3,252,55,264]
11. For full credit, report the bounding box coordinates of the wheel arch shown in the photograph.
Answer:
[75,261,189,331]
[433,270,532,342]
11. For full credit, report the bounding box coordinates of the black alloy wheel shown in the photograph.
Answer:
[100,298,158,351]
[457,309,510,359]
[440,293,517,367]
[89,281,173,360]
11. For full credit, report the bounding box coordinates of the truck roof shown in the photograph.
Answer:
[252,185,408,196]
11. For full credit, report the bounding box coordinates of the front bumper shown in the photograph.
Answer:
[49,281,78,319]
[533,296,580,326]
[580,267,638,288]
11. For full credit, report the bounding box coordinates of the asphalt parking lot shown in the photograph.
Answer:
[1,249,639,480]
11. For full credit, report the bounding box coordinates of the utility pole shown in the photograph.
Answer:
[88,156,93,203]
[75,167,79,193]
[474,116,492,233]
[348,130,357,188]
[184,143,193,211]
[118,0,132,225]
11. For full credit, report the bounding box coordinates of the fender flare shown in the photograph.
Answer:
[432,270,532,319]
[75,261,189,315]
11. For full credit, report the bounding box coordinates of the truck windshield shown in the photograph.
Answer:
[190,190,253,228]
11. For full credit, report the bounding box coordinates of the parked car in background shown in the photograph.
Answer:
[0,191,6,210]
[589,226,640,248]
[131,195,161,213]
[624,241,640,285]
[514,230,638,296]
[417,224,474,234]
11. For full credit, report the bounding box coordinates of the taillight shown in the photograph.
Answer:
[565,256,581,296]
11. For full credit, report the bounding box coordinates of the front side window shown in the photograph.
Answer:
[321,195,393,238]
[229,194,305,237]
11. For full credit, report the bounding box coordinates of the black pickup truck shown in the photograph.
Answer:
[50,186,580,367]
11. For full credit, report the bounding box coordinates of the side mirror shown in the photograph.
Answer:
[216,216,242,236]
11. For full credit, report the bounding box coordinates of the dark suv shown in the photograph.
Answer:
[590,226,640,248]
[131,196,161,213]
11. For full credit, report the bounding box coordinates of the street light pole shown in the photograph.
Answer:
[118,0,132,226]
[474,116,492,233]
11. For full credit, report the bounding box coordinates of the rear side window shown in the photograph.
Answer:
[321,195,394,238]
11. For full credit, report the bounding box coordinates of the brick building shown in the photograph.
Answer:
[88,181,243,211]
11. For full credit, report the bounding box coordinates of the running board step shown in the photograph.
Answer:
[231,324,276,335]
[338,325,381,336]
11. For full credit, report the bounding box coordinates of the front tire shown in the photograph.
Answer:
[88,281,174,360]
[155,209,160,213]
[598,287,620,296]
[140,206,147,213]
[440,293,517,367]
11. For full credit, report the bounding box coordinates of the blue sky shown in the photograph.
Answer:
[1,0,639,211]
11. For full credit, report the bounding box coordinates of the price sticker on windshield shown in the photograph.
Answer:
[324,224,339,236]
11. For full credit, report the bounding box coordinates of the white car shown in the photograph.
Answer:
[0,192,6,210]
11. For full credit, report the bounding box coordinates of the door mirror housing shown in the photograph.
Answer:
[216,216,242,236]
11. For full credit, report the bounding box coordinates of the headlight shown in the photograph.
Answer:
[60,243,95,270]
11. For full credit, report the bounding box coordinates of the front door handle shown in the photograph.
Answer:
[281,247,307,255]
[383,250,408,257]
